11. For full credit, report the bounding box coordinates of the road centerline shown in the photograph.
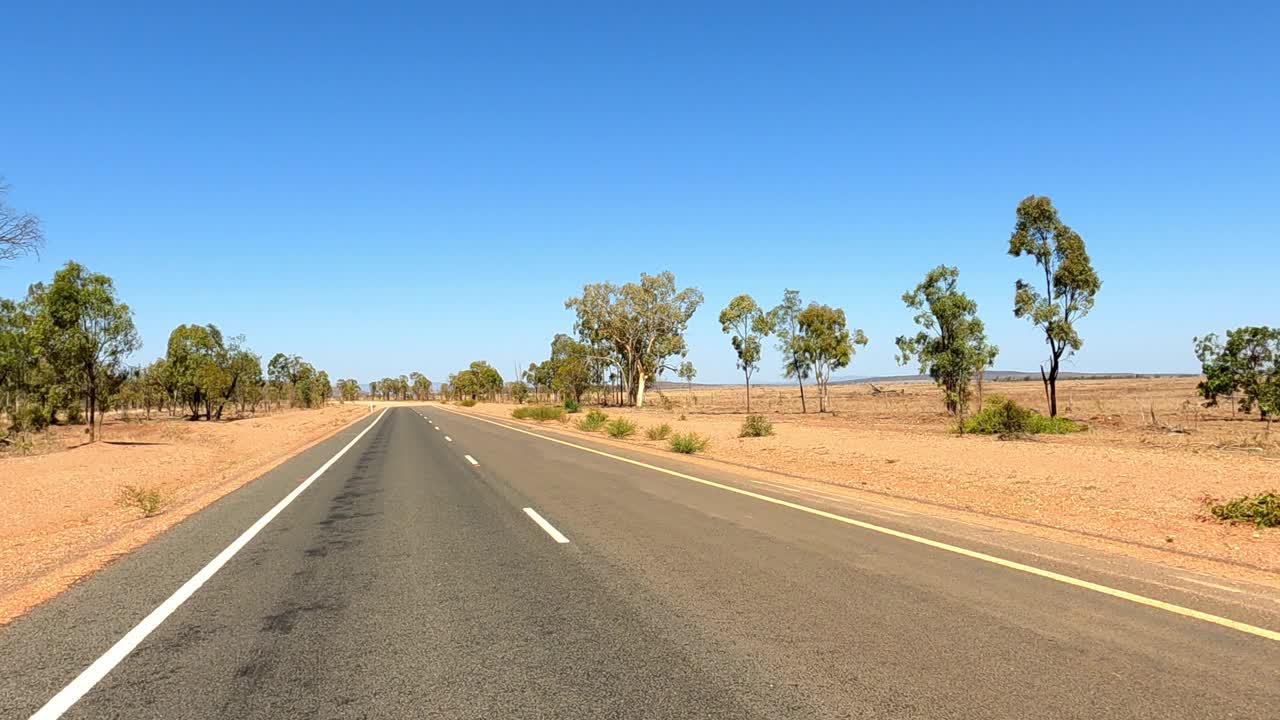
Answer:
[523,508,571,544]
[464,454,479,466]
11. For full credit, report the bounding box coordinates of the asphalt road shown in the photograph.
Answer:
[3,406,1279,719]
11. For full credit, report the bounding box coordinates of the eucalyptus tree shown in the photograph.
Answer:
[565,271,702,408]
[768,289,811,413]
[796,303,867,413]
[719,294,772,413]
[1008,195,1101,417]
[38,262,141,439]
[895,265,998,427]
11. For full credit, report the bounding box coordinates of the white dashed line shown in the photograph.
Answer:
[445,436,452,442]
[523,508,571,544]
[464,454,479,466]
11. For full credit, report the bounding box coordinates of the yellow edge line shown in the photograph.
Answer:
[436,405,1280,643]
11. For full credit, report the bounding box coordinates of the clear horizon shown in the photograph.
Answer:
[3,3,1275,386]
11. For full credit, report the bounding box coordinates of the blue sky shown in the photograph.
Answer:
[2,2,1276,385]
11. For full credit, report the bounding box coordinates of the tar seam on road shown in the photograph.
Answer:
[464,454,479,466]
[29,410,389,720]
[523,508,571,544]
[434,405,1280,643]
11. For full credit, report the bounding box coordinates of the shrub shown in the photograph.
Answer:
[10,404,49,433]
[739,415,774,438]
[458,399,477,407]
[563,398,581,413]
[669,432,708,454]
[65,405,84,425]
[961,396,1079,436]
[576,409,609,432]
[606,418,637,438]
[1208,493,1280,528]
[117,484,166,517]
[512,405,565,421]
[645,423,672,441]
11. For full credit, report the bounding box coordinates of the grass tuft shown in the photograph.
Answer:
[739,414,774,438]
[458,399,477,407]
[605,418,637,438]
[669,432,708,454]
[576,409,609,432]
[645,423,672,441]
[512,405,565,422]
[116,484,166,517]
[563,398,581,413]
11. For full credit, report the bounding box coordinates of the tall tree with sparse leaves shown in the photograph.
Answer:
[718,294,772,413]
[769,289,811,413]
[1008,195,1101,417]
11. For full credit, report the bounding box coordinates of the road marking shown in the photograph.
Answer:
[435,426,441,431]
[1177,576,1245,594]
[524,507,571,543]
[465,454,479,466]
[445,436,453,442]
[434,406,1280,643]
[31,411,388,720]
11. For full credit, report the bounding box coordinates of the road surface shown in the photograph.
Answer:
[3,406,1279,719]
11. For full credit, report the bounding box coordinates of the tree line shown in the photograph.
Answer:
[506,195,1101,423]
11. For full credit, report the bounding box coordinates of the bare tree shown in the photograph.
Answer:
[1,179,45,263]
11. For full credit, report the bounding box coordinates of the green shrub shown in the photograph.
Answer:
[1208,493,1280,528]
[65,405,84,425]
[563,398,581,413]
[961,396,1080,436]
[576,409,609,432]
[669,432,708,454]
[739,414,774,438]
[512,405,565,421]
[605,418,637,438]
[645,423,672,441]
[458,399,477,407]
[117,484,166,517]
[10,404,49,433]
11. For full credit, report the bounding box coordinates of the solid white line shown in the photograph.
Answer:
[464,454,478,465]
[1177,576,1245,594]
[523,508,571,544]
[445,436,453,442]
[30,410,387,720]
[435,405,1280,643]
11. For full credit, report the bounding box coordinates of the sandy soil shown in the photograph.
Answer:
[0,404,370,624]
[466,376,1280,587]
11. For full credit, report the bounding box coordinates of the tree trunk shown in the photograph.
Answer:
[797,375,807,414]
[88,387,97,443]
[745,370,751,413]
[635,372,647,408]
[1047,361,1060,418]
[1040,365,1051,415]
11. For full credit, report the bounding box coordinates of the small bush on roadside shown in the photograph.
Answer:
[606,418,637,438]
[512,405,565,422]
[669,432,708,454]
[10,404,49,433]
[645,423,672,441]
[117,484,166,517]
[65,405,84,425]
[563,398,581,413]
[961,396,1079,437]
[739,415,774,438]
[576,409,609,432]
[458,399,477,407]
[1208,493,1280,528]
